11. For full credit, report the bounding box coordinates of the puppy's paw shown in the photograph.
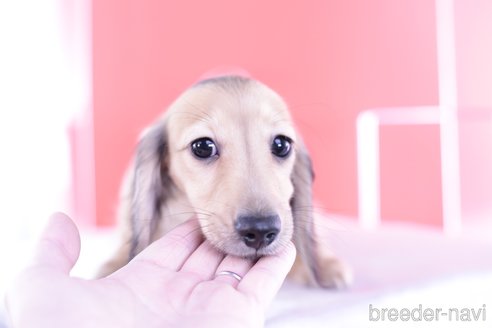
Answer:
[314,256,353,289]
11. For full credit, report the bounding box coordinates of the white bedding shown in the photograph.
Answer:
[265,218,492,327]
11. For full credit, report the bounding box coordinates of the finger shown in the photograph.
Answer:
[238,242,296,308]
[214,255,255,288]
[131,218,204,271]
[32,212,81,274]
[169,241,225,296]
[180,241,224,280]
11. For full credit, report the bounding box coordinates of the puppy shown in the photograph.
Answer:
[100,75,350,288]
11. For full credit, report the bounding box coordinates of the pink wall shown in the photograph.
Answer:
[380,125,442,225]
[455,0,492,108]
[454,0,492,222]
[92,0,439,226]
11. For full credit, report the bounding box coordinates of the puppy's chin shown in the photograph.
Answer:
[206,235,292,259]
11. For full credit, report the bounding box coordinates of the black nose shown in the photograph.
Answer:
[235,215,281,250]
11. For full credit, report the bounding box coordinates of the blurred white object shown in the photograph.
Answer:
[0,0,92,317]
[357,0,463,235]
[356,107,442,230]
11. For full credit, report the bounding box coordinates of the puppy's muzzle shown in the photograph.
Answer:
[235,214,280,250]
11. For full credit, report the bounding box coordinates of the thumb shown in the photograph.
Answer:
[31,212,81,274]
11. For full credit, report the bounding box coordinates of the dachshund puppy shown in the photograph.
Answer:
[100,76,351,288]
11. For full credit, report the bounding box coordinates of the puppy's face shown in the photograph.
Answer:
[166,78,297,257]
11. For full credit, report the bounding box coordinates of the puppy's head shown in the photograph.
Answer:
[131,76,314,260]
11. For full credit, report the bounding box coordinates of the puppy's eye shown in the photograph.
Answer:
[191,138,218,159]
[271,135,292,158]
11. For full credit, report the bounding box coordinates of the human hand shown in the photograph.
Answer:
[5,213,296,328]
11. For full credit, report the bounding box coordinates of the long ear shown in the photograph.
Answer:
[290,139,321,285]
[128,120,171,259]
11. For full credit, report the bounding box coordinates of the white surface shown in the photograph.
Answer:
[266,217,492,327]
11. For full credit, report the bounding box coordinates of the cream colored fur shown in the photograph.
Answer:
[99,76,351,288]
